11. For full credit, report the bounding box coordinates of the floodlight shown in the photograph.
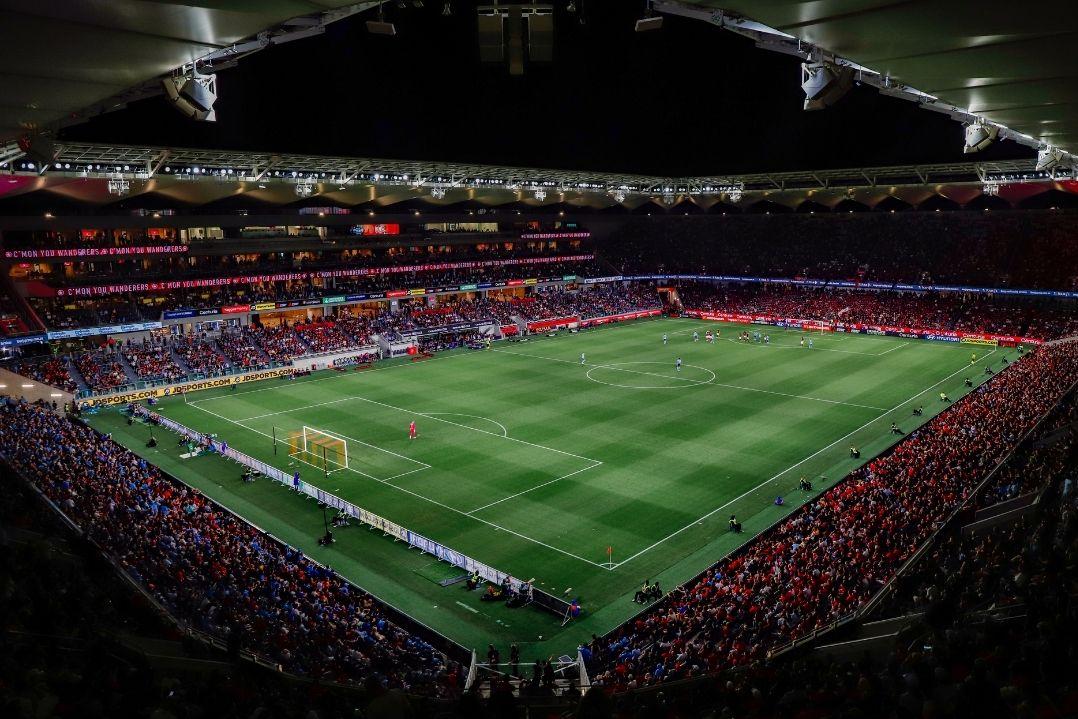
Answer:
[963,122,999,153]
[801,62,853,110]
[162,71,217,122]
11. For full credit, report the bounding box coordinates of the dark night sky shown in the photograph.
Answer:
[62,1,1033,176]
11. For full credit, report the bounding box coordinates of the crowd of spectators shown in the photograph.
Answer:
[0,399,459,695]
[246,324,310,363]
[603,211,1078,290]
[976,393,1077,508]
[214,328,271,370]
[7,356,78,393]
[588,339,1078,688]
[171,335,230,375]
[120,339,186,383]
[74,349,130,392]
[678,283,1078,339]
[20,253,605,329]
[294,319,369,355]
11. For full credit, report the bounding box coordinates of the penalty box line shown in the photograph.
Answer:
[186,402,610,570]
[608,348,998,570]
[236,393,604,465]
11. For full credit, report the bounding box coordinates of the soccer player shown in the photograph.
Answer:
[970,352,977,364]
[705,330,712,343]
[662,333,668,345]
[580,352,586,365]
[940,391,951,403]
[692,331,700,343]
[409,420,418,440]
[764,334,770,344]
[675,357,682,372]
[800,337,805,348]
[808,338,814,349]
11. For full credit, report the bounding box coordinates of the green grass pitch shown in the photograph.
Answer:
[87,317,1018,656]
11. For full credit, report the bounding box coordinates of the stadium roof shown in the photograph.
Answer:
[663,0,1078,158]
[1,142,1074,211]
[0,0,375,142]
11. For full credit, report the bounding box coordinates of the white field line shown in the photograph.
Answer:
[609,348,997,568]
[237,394,603,464]
[465,461,603,515]
[189,346,484,404]
[491,347,888,411]
[877,341,910,356]
[190,316,660,406]
[421,412,508,437]
[188,402,610,569]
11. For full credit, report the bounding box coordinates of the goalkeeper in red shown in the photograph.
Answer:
[409,420,418,440]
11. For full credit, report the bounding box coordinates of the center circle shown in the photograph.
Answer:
[585,361,716,389]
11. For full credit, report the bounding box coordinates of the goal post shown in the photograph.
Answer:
[283,426,349,472]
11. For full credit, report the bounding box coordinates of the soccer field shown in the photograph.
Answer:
[88,317,1018,654]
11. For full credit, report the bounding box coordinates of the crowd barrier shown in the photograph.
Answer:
[131,406,574,619]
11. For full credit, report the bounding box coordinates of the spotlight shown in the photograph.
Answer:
[613,190,626,203]
[534,188,547,201]
[295,181,314,197]
[963,122,999,153]
[982,180,1001,196]
[801,61,853,110]
[1036,146,1066,171]
[567,0,576,12]
[430,186,446,199]
[442,2,452,15]
[162,70,217,121]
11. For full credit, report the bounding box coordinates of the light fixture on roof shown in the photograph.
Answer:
[106,174,131,196]
[1036,145,1067,172]
[801,61,853,110]
[567,0,576,12]
[635,0,662,31]
[534,188,547,201]
[162,67,217,122]
[661,188,676,205]
[430,186,446,199]
[442,1,452,15]
[722,184,744,203]
[982,180,1001,196]
[612,190,626,203]
[295,181,314,197]
[963,121,999,153]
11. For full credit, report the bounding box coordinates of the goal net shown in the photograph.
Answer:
[286,426,349,472]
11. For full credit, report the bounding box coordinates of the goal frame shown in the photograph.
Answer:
[285,425,349,474]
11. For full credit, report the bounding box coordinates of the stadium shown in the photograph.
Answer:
[1,2,1077,717]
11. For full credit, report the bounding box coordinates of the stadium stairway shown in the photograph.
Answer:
[171,346,194,374]
[64,355,91,394]
[114,350,142,385]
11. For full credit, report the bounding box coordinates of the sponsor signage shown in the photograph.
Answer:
[50,254,595,297]
[458,284,478,291]
[520,231,591,239]
[47,320,162,340]
[0,332,47,348]
[253,302,277,311]
[76,367,294,407]
[683,310,1044,345]
[322,295,346,305]
[220,304,249,315]
[3,245,188,260]
[162,309,197,319]
[579,309,662,327]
